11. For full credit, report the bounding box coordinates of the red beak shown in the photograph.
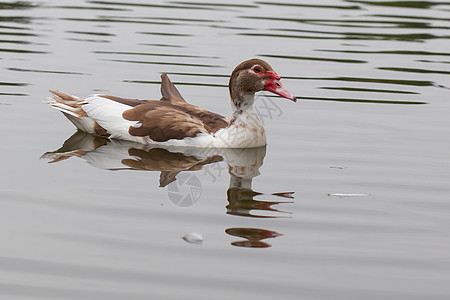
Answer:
[264,78,296,102]
[263,71,296,102]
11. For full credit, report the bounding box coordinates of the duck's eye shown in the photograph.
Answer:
[253,66,262,73]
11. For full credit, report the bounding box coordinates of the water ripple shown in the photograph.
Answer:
[319,87,420,94]
[255,2,361,10]
[0,48,47,53]
[124,80,227,88]
[261,54,367,64]
[269,28,449,42]
[7,68,90,75]
[284,76,435,87]
[0,2,37,10]
[241,16,450,30]
[53,5,131,11]
[378,67,450,75]
[66,30,116,37]
[318,49,450,56]
[348,0,450,9]
[105,59,222,68]
[94,50,218,59]
[295,96,426,105]
[88,0,233,11]
[0,81,28,86]
[373,14,450,21]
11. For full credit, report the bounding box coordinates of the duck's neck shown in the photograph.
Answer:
[211,92,266,148]
[230,93,256,122]
[230,92,266,141]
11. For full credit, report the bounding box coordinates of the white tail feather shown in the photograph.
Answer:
[44,91,98,134]
[63,113,97,134]
[44,91,143,142]
[44,97,80,118]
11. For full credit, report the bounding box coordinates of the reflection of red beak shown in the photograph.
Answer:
[264,78,296,102]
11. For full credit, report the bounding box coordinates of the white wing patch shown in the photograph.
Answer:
[81,96,143,142]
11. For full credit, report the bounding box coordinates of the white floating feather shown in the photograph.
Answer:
[182,232,203,244]
[328,193,370,197]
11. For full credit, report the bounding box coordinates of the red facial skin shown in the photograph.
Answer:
[251,66,296,102]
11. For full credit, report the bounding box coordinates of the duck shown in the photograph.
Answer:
[44,58,296,148]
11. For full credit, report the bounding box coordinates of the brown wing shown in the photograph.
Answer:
[189,109,229,134]
[123,101,229,142]
[122,102,207,142]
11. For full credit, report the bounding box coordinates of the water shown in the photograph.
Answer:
[1,0,450,299]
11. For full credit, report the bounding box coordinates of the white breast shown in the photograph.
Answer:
[211,108,267,148]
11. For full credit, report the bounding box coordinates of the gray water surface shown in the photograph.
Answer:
[1,0,449,299]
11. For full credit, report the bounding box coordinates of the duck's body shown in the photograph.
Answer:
[44,59,295,148]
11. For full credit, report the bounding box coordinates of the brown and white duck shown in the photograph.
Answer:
[44,58,296,148]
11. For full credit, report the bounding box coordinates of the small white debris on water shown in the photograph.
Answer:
[328,193,370,197]
[182,232,203,244]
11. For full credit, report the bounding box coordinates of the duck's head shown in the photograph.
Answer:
[229,58,296,109]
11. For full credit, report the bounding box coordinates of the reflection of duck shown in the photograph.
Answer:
[43,132,294,248]
[225,147,294,219]
[225,228,283,248]
[227,187,293,219]
[44,59,295,148]
[42,131,223,187]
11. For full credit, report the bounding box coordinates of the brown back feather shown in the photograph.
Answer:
[98,95,143,107]
[160,74,186,103]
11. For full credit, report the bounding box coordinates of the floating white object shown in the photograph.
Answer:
[182,232,203,244]
[328,193,370,197]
